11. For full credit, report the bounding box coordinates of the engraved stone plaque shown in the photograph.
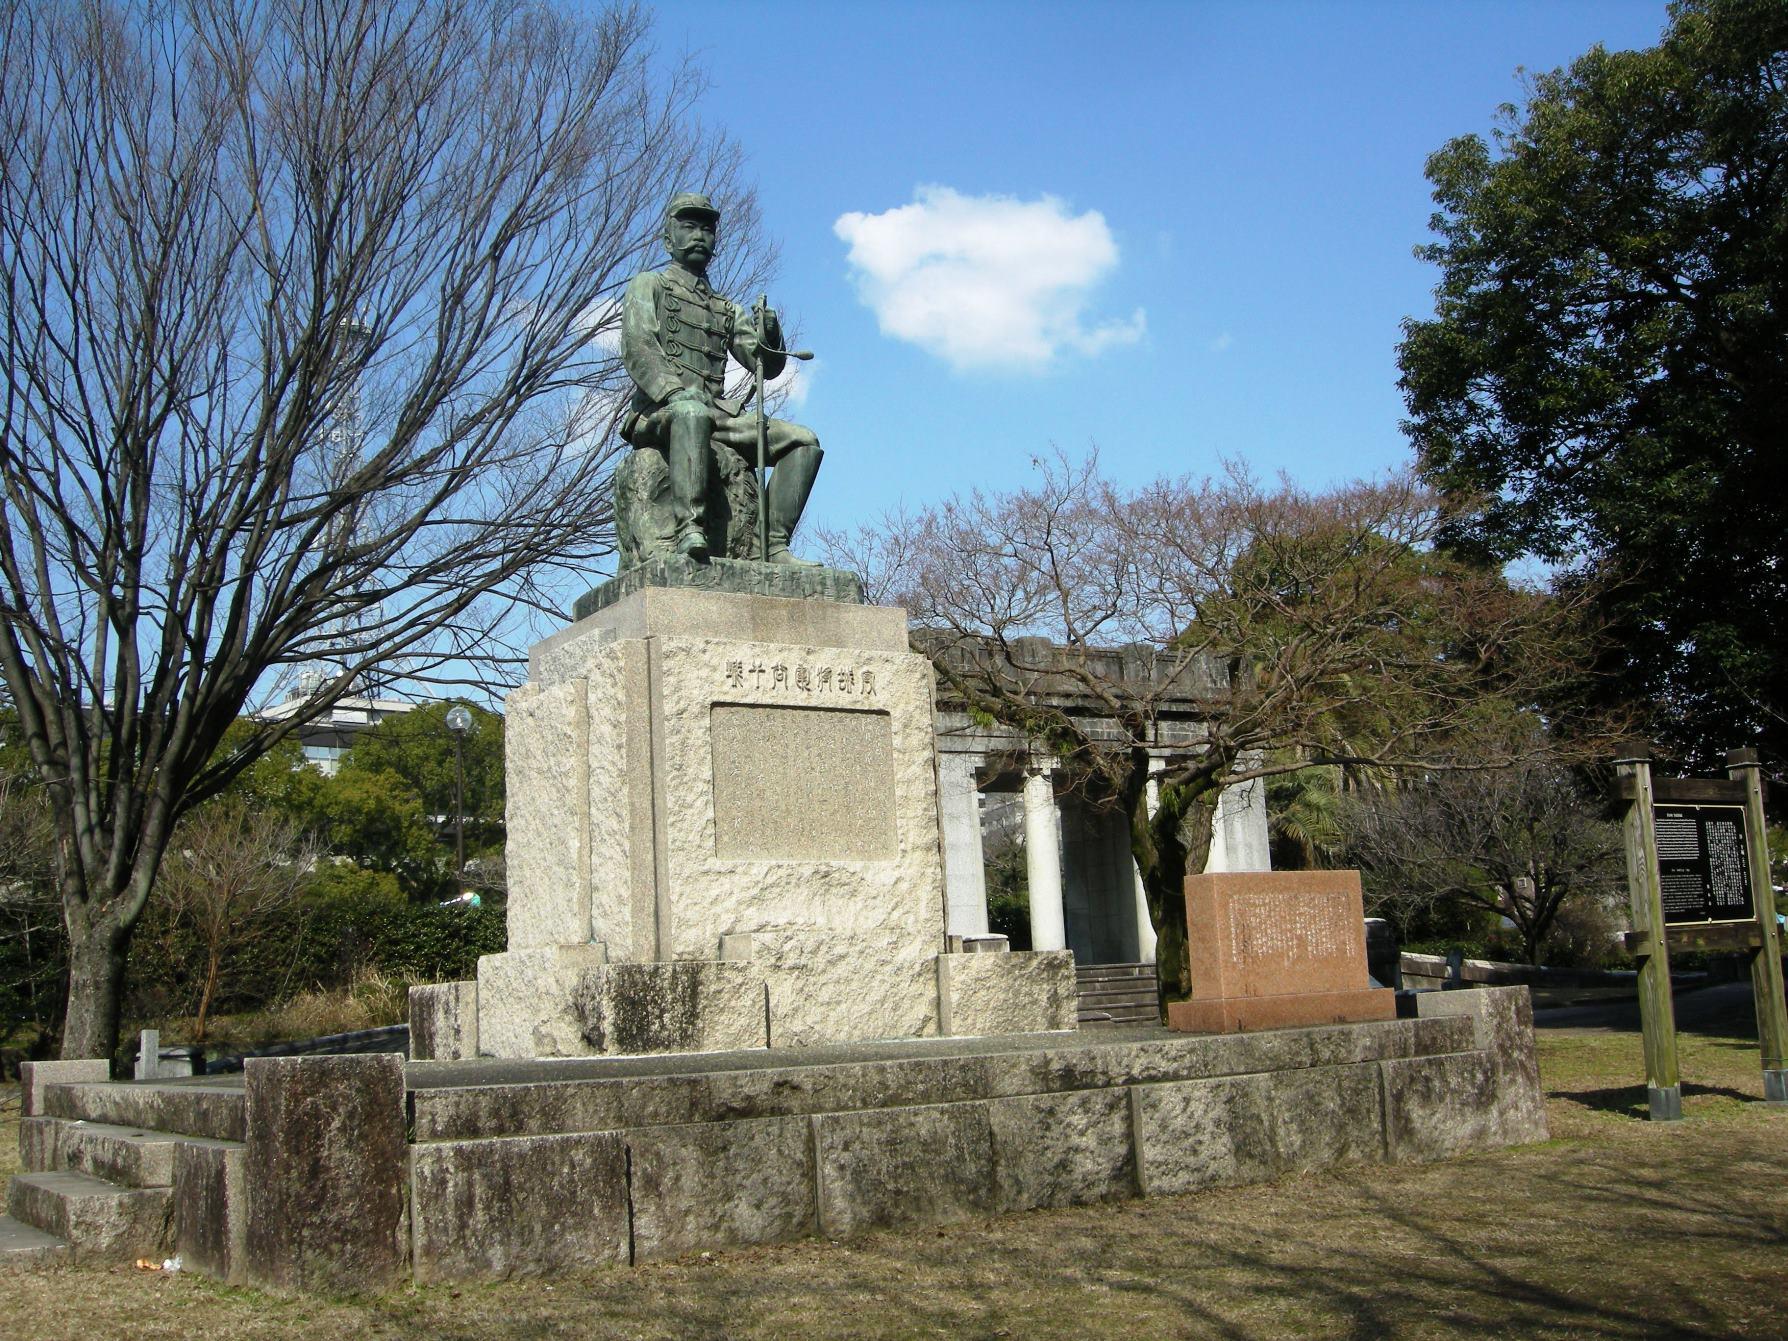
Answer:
[710,704,897,861]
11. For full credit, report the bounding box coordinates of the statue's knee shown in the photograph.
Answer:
[665,399,713,433]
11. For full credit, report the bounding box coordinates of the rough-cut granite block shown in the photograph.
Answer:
[42,1081,245,1142]
[1269,1062,1386,1173]
[503,677,592,950]
[1132,1073,1280,1196]
[537,587,907,685]
[761,939,939,1047]
[987,1088,1136,1210]
[1380,1051,1501,1161]
[1414,985,1549,1145]
[243,1054,406,1294]
[937,950,1078,1036]
[475,945,610,1058]
[813,1102,995,1237]
[626,1115,816,1260]
[20,1059,108,1116]
[479,951,767,1058]
[17,1116,58,1173]
[410,1131,628,1281]
[7,1170,171,1261]
[21,1116,177,1187]
[174,1138,246,1284]
[409,981,478,1062]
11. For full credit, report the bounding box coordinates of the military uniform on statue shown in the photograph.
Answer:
[618,192,822,565]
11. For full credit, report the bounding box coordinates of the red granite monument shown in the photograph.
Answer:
[1167,870,1396,1034]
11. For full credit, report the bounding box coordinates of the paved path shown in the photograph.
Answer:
[1534,978,1760,1033]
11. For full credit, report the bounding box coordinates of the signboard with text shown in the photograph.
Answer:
[1653,802,1754,925]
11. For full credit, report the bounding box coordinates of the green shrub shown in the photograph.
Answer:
[125,865,506,1032]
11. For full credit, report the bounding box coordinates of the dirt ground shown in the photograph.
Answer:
[3,999,1785,1341]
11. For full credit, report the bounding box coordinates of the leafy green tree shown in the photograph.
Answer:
[306,769,445,897]
[1398,0,1788,769]
[340,703,505,854]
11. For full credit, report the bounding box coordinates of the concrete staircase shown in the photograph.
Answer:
[1076,961,1160,1027]
[2,1075,246,1271]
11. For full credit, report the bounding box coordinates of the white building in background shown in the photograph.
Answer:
[257,689,415,775]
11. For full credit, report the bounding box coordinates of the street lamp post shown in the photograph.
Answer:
[444,704,473,895]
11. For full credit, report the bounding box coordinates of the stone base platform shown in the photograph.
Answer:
[9,988,1546,1288]
[1167,987,1398,1034]
[572,556,864,621]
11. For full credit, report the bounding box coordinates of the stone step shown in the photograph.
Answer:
[1077,997,1157,1015]
[1078,998,1160,1022]
[1077,975,1158,992]
[0,1213,69,1268]
[1075,963,1158,981]
[1072,1008,1158,1029]
[1076,983,1158,1002]
[7,1170,173,1262]
[42,1079,245,1142]
[20,1117,180,1188]
[1079,998,1159,1013]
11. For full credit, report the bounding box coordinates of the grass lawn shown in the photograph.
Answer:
[4,998,1785,1340]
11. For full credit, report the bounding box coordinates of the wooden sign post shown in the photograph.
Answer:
[1615,746,1681,1121]
[1727,749,1788,1105]
[1614,743,1788,1121]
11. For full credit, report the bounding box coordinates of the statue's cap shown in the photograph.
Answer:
[664,191,719,223]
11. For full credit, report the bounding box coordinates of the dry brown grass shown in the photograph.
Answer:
[158,969,413,1052]
[5,1006,1786,1340]
[1,1081,19,1179]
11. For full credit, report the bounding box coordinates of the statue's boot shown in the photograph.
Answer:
[666,401,714,560]
[763,442,823,565]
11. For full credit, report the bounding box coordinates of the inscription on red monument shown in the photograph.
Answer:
[1168,870,1396,1034]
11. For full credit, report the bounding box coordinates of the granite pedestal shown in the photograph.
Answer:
[476,573,1073,1057]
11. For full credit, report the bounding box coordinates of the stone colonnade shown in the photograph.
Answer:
[935,742,1273,965]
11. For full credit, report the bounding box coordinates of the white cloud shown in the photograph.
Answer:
[1209,332,1234,353]
[834,186,1145,373]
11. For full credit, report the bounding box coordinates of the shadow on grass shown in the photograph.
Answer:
[1552,1080,1764,1120]
[397,1129,1787,1341]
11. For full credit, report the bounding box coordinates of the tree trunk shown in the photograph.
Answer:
[1131,780,1216,1016]
[195,943,222,1043]
[61,921,128,1064]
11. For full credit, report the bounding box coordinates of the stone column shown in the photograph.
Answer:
[1023,759,1067,953]
[1208,763,1271,873]
[1131,758,1164,964]
[937,752,990,937]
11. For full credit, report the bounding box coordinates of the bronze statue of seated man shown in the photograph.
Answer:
[617,191,821,565]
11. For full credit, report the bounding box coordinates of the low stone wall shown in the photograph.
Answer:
[1400,953,1640,992]
[404,985,1544,1278]
[19,986,1546,1289]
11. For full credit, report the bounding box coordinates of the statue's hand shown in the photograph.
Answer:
[669,384,711,408]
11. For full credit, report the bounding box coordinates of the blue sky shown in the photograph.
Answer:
[646,0,1674,535]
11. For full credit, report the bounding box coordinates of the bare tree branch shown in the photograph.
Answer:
[0,0,768,1057]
